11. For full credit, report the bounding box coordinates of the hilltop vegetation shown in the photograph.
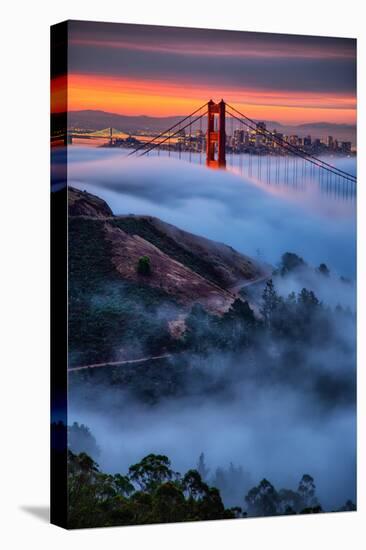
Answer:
[59,443,354,528]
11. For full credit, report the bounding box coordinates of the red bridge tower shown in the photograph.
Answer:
[206,99,226,169]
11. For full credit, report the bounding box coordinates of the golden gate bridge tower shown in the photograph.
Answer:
[123,98,356,191]
[206,99,226,169]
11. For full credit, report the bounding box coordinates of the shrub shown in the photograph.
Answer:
[137,255,151,275]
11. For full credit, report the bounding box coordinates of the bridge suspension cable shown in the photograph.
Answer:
[227,109,356,183]
[124,100,356,186]
[138,112,207,157]
[127,102,208,157]
[226,103,356,183]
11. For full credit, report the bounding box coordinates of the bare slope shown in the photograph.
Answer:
[68,186,267,312]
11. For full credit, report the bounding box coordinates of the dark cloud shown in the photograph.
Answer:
[68,20,355,57]
[67,20,356,95]
[68,46,356,95]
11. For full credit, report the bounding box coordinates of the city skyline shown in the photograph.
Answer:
[103,122,354,156]
[51,21,356,125]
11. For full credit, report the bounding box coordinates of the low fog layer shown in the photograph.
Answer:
[68,268,356,511]
[69,337,356,511]
[66,147,356,278]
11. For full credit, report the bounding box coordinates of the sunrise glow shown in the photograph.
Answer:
[53,73,356,125]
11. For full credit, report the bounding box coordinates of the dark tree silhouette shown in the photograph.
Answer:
[196,452,210,481]
[245,478,280,517]
[128,454,176,492]
[298,474,318,509]
[261,279,280,329]
[279,252,306,276]
[137,255,151,275]
[318,263,330,276]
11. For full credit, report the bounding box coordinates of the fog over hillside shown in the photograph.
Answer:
[66,148,356,279]
[65,146,356,514]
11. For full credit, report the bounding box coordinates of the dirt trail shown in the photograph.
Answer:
[68,353,172,372]
[228,273,270,295]
[68,274,270,373]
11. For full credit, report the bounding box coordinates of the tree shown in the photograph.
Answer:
[279,252,306,276]
[298,289,319,308]
[211,462,252,508]
[298,474,318,509]
[220,299,256,348]
[317,263,330,277]
[128,454,175,492]
[229,506,244,518]
[226,299,256,325]
[137,255,151,275]
[151,482,187,523]
[184,304,213,354]
[196,452,210,481]
[278,488,302,514]
[245,478,279,517]
[261,280,280,329]
[300,505,323,514]
[67,451,236,528]
[339,499,356,512]
[183,469,209,500]
[113,473,135,497]
[199,486,228,521]
[67,450,103,528]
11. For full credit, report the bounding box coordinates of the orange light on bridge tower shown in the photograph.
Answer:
[206,99,226,169]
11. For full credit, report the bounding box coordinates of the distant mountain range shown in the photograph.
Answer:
[63,110,356,144]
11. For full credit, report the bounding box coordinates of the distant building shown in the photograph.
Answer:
[255,134,264,147]
[125,135,140,146]
[255,122,266,147]
[341,141,352,154]
[272,131,283,148]
[234,129,245,147]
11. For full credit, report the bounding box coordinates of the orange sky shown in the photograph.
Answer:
[52,73,356,125]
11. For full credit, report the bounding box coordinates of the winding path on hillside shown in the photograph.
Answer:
[68,273,270,373]
[228,273,270,295]
[68,353,172,372]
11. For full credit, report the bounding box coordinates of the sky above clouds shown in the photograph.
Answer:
[54,20,356,124]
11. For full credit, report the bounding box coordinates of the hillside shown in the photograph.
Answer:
[68,186,268,367]
[69,187,267,313]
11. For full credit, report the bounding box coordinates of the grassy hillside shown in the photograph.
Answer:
[111,217,225,287]
[68,216,178,367]
[68,186,265,367]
